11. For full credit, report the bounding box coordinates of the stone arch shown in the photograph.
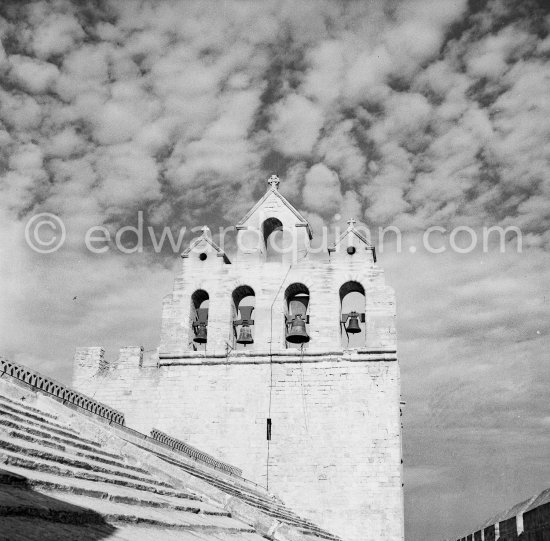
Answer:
[262,217,293,263]
[190,289,209,346]
[231,285,255,348]
[284,283,310,346]
[339,280,366,348]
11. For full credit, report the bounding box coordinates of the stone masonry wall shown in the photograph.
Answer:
[73,352,403,541]
[73,187,403,541]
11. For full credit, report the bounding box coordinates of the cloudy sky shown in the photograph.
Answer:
[0,0,549,539]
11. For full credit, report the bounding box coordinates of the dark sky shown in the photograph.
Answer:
[0,1,549,539]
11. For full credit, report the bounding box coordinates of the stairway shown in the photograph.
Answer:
[149,446,342,540]
[0,392,262,541]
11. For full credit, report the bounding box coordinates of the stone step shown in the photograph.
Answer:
[4,428,150,475]
[0,485,245,531]
[0,517,113,541]
[0,468,28,488]
[0,420,123,461]
[156,451,299,516]
[0,402,75,434]
[298,527,343,541]
[0,452,197,501]
[154,451,331,535]
[0,394,59,420]
[153,450,280,503]
[0,409,105,450]
[37,490,249,531]
[0,437,160,485]
[0,463,214,512]
[0,485,107,525]
[0,518,264,541]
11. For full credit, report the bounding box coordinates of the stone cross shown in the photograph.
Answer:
[268,174,280,189]
[347,218,357,228]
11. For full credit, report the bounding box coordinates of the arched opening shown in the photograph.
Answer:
[284,283,310,347]
[232,285,255,349]
[191,289,209,346]
[339,281,366,348]
[262,217,289,263]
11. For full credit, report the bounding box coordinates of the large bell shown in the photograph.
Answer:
[236,324,253,344]
[234,306,255,345]
[345,312,361,334]
[193,307,209,344]
[286,314,310,344]
[193,324,207,343]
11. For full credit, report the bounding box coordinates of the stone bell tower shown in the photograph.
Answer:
[73,175,403,541]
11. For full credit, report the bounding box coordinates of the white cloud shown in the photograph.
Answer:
[270,94,324,157]
[95,144,160,209]
[31,11,85,59]
[46,127,86,158]
[0,4,549,540]
[317,120,366,182]
[92,100,144,145]
[465,26,536,79]
[8,55,59,94]
[302,163,342,215]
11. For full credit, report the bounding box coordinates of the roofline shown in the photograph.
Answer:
[236,187,313,239]
[181,235,231,264]
[327,227,377,262]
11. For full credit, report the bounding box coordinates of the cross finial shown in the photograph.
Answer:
[347,217,357,228]
[268,174,280,190]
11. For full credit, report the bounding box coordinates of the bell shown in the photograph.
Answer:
[193,323,207,343]
[193,307,209,344]
[286,314,310,344]
[345,314,361,333]
[236,324,254,344]
[234,306,255,345]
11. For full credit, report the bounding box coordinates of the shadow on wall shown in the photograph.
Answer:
[0,469,117,541]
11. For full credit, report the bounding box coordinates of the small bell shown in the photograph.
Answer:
[193,323,208,343]
[286,314,310,344]
[193,307,209,344]
[236,324,254,344]
[341,311,365,335]
[234,305,255,345]
[345,313,361,334]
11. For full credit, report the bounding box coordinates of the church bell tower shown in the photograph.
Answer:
[157,175,403,541]
[74,174,404,541]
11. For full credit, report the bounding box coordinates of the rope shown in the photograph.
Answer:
[265,237,312,490]
[266,262,293,490]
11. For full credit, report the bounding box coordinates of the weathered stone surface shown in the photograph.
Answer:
[72,184,404,541]
[0,375,340,541]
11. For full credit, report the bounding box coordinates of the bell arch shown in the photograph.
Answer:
[284,283,310,347]
[262,217,291,263]
[232,285,255,349]
[339,281,366,348]
[190,289,209,346]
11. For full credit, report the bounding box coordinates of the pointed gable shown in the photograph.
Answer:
[181,227,231,263]
[328,219,377,262]
[236,176,312,239]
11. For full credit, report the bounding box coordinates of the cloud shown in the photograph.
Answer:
[302,163,342,215]
[31,10,85,59]
[8,54,59,94]
[0,2,549,540]
[317,120,366,183]
[270,94,324,157]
